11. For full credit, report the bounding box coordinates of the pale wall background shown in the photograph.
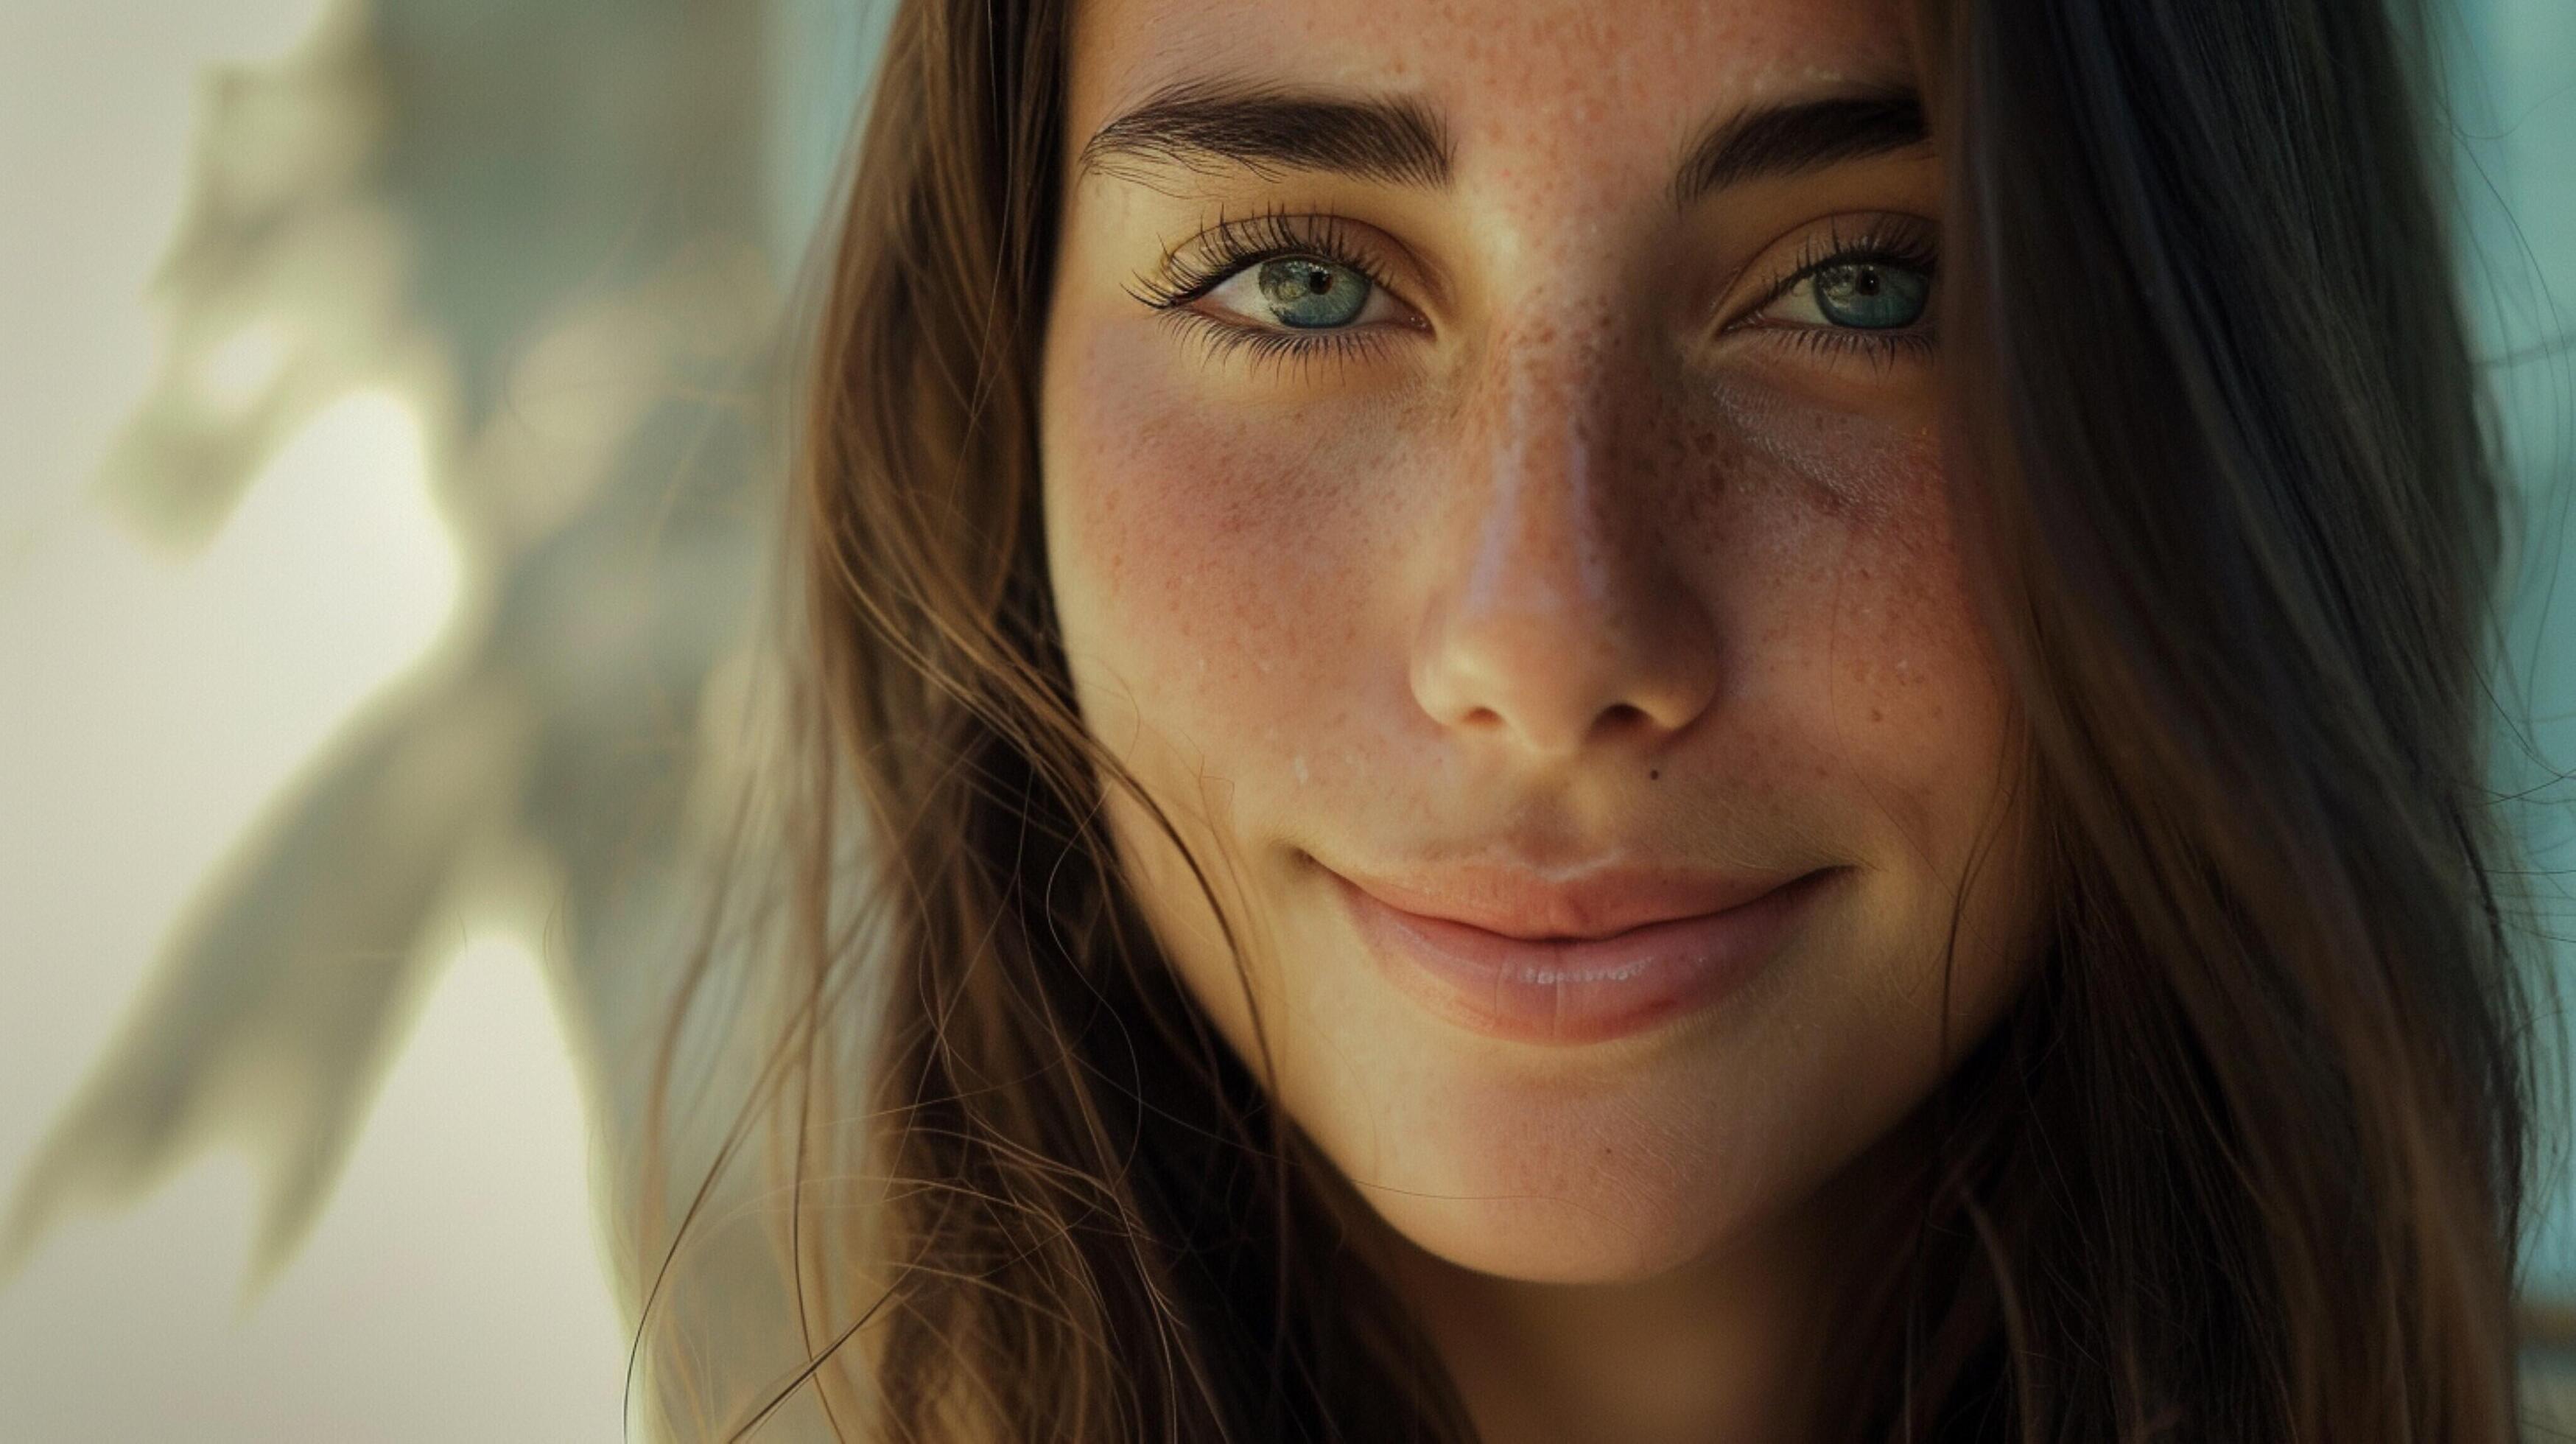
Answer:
[0,1,2569,1440]
[0,1,876,1437]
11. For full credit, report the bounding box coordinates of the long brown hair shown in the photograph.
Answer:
[628,0,2552,1438]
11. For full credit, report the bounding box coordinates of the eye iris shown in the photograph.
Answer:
[1257,257,1369,329]
[1812,262,1929,329]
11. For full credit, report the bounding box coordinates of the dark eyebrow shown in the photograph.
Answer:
[1671,91,1930,207]
[1078,80,1454,190]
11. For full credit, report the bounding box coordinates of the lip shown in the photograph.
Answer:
[1327,861,1837,1045]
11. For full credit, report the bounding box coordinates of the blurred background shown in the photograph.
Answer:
[0,1,2570,1439]
[0,1,876,1436]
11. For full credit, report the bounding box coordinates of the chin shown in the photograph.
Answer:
[1293,1031,1811,1287]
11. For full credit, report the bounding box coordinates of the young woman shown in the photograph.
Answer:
[635,0,2550,1437]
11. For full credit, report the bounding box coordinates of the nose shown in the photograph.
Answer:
[1409,330,1724,761]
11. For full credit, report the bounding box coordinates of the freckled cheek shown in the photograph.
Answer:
[1707,410,2001,781]
[1814,530,1995,749]
[1044,366,1401,748]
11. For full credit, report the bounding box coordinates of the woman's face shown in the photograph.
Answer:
[1041,0,2044,1285]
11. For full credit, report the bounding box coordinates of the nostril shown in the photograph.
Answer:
[1595,701,1652,736]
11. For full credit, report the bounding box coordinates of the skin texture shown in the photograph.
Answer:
[1039,1,2049,1437]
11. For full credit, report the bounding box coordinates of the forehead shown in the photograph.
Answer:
[1064,0,1923,167]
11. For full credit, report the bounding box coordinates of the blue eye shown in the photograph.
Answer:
[1808,260,1929,329]
[1253,257,1372,329]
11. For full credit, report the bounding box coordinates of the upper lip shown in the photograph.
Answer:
[1326,857,1822,942]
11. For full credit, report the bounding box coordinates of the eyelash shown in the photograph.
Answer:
[1127,208,1403,376]
[1734,214,1942,369]
[1129,208,1942,373]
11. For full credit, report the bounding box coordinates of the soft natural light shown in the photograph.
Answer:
[198,318,295,417]
[0,6,629,1436]
[0,386,457,1079]
[0,929,628,1442]
[2,1,2569,1435]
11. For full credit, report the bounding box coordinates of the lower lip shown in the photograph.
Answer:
[1332,869,1836,1046]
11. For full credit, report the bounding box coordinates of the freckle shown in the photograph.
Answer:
[1870,708,1884,724]
[1649,768,1660,781]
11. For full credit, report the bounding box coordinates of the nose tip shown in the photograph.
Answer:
[1411,593,1722,759]
[1422,536,1720,763]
